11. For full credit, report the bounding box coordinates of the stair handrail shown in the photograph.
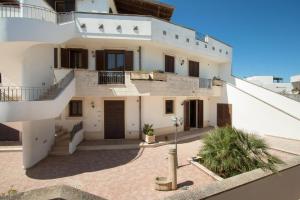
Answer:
[70,121,83,141]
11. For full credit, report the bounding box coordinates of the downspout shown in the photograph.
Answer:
[138,46,142,139]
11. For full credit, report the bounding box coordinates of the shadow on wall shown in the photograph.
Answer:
[26,148,142,180]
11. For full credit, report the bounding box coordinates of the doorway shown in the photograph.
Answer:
[104,100,125,139]
[184,100,204,131]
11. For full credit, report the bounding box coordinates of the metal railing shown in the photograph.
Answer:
[98,71,125,84]
[195,32,207,43]
[57,12,74,24]
[199,78,212,89]
[0,70,74,102]
[0,3,57,23]
[70,121,83,141]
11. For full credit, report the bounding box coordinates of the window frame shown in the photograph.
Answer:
[164,99,175,115]
[69,100,83,117]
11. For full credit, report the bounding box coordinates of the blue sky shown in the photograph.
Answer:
[161,0,300,81]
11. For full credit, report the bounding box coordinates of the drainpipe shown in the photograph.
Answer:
[138,46,142,139]
[139,96,142,140]
[138,46,142,71]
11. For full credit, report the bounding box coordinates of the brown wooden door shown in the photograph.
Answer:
[104,101,125,139]
[197,100,204,128]
[217,104,232,127]
[184,101,190,131]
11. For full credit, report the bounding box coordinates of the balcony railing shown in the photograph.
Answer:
[0,3,57,23]
[199,78,212,89]
[0,70,74,102]
[98,71,125,84]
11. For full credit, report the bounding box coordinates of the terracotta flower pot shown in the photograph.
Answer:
[145,135,156,144]
[150,72,167,81]
[130,72,150,80]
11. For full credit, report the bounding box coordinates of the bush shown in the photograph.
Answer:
[143,124,154,136]
[199,126,283,178]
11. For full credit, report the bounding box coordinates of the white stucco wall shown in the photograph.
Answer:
[69,129,84,154]
[22,118,55,169]
[76,0,116,13]
[211,82,300,140]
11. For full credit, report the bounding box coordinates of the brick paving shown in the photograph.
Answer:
[0,138,214,200]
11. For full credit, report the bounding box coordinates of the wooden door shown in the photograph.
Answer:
[165,55,175,73]
[184,101,190,131]
[104,101,125,139]
[197,100,204,128]
[217,104,232,127]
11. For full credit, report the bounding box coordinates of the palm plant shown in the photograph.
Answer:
[199,126,283,178]
[143,124,154,136]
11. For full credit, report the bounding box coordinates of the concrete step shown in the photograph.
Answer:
[55,138,69,146]
[50,146,69,156]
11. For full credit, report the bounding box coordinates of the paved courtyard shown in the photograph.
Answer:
[0,138,215,200]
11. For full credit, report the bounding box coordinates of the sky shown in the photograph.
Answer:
[161,0,300,81]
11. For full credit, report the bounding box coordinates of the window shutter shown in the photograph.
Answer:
[125,51,134,71]
[81,49,88,69]
[61,48,70,68]
[165,55,175,73]
[95,50,105,71]
[189,61,199,77]
[54,48,58,68]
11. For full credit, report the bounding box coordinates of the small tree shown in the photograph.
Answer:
[199,126,283,178]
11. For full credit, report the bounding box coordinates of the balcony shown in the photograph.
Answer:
[74,70,222,97]
[98,71,125,84]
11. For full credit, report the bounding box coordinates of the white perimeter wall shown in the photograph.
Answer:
[211,84,300,140]
[22,118,55,169]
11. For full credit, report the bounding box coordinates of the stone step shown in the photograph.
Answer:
[50,146,70,156]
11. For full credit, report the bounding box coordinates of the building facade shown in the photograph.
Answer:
[1,0,300,169]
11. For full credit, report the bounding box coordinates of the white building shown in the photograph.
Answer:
[1,0,300,169]
[245,76,292,94]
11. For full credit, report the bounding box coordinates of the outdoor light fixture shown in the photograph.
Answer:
[91,101,95,108]
[80,23,86,29]
[117,25,122,32]
[99,24,104,31]
[180,59,185,66]
[133,26,139,32]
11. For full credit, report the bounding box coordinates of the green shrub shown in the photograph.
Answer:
[143,124,154,136]
[199,126,283,178]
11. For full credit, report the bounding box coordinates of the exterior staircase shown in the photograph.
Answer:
[50,125,70,156]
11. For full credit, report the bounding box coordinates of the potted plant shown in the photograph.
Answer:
[150,70,167,81]
[143,123,155,144]
[130,71,150,80]
[212,76,223,86]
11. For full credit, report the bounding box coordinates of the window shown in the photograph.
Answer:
[226,51,229,55]
[163,30,167,35]
[196,41,199,46]
[165,100,174,114]
[106,51,125,71]
[165,55,175,73]
[212,46,215,51]
[205,44,208,48]
[0,72,1,84]
[186,38,190,43]
[219,49,222,53]
[69,100,83,117]
[175,34,179,39]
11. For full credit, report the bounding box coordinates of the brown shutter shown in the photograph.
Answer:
[54,48,58,68]
[81,49,88,69]
[61,48,70,68]
[65,0,75,12]
[184,101,190,131]
[189,61,199,77]
[165,55,175,73]
[197,100,204,128]
[96,50,105,71]
[125,51,134,71]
